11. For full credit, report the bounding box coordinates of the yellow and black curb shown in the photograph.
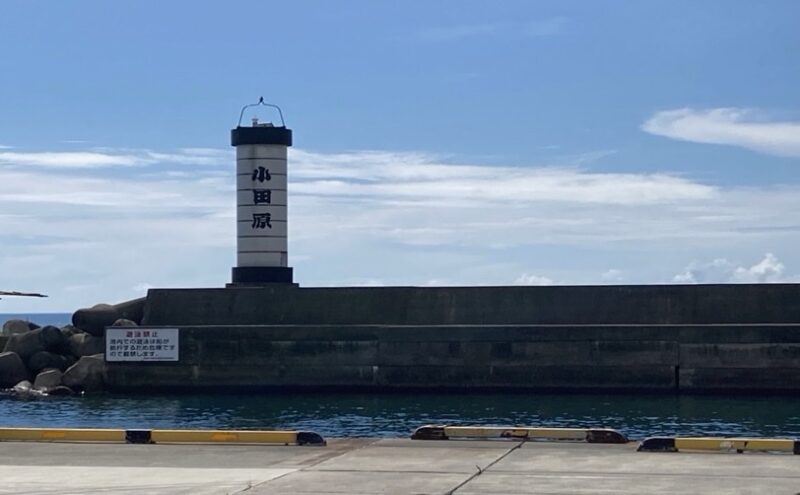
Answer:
[0,428,326,446]
[637,436,800,454]
[411,425,628,443]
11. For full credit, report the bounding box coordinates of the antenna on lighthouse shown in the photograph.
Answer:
[230,98,294,285]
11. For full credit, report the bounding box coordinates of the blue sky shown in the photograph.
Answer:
[1,0,800,311]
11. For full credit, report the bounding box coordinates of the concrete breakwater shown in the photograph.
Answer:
[4,283,800,394]
[106,283,800,393]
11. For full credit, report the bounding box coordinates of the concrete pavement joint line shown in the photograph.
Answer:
[235,439,382,493]
[446,440,526,495]
[307,469,490,474]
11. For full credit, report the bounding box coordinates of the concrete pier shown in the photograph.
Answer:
[1,439,797,494]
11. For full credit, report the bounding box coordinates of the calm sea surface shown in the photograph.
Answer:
[2,314,800,439]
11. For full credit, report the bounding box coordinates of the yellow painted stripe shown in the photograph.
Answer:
[0,428,125,442]
[442,426,587,440]
[675,437,795,452]
[150,429,298,444]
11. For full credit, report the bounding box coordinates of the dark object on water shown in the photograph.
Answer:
[0,290,47,300]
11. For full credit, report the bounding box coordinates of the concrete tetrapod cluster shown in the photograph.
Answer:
[0,299,144,396]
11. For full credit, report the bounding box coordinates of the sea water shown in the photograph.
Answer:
[2,314,799,438]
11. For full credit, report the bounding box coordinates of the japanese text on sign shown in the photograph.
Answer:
[106,328,179,362]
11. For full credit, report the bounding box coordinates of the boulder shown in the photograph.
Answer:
[0,351,28,387]
[60,324,82,338]
[114,297,145,325]
[12,380,32,393]
[63,354,105,392]
[3,325,69,360]
[72,304,120,336]
[33,369,63,391]
[11,379,45,397]
[112,318,138,327]
[68,333,105,357]
[1,319,37,336]
[27,351,74,374]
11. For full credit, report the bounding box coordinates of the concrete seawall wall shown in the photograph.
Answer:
[142,284,800,326]
[100,284,800,393]
[106,323,800,393]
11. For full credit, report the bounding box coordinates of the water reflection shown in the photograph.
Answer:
[1,392,798,439]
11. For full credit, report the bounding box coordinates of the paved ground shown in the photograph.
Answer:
[0,439,798,494]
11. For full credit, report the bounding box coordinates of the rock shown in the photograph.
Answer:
[114,297,145,325]
[0,352,28,387]
[27,351,74,374]
[63,354,105,392]
[70,297,146,336]
[46,385,74,396]
[112,318,137,327]
[12,380,32,393]
[68,333,105,357]
[3,325,69,360]
[11,379,46,397]
[33,369,63,390]
[60,324,82,338]
[72,304,120,336]
[1,319,36,336]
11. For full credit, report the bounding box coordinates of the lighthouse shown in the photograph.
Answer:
[230,98,293,284]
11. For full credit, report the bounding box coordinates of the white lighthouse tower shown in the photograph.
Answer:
[231,98,293,284]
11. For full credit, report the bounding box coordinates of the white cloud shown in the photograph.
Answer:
[416,23,498,42]
[731,253,786,283]
[0,147,232,169]
[601,269,623,282]
[131,283,154,293]
[642,107,800,157]
[514,273,554,286]
[290,149,715,206]
[0,150,148,168]
[3,144,800,311]
[673,253,793,284]
[145,148,232,166]
[415,17,567,42]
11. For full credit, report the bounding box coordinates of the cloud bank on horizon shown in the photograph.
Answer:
[2,105,800,311]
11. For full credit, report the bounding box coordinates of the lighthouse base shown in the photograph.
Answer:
[231,266,294,285]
